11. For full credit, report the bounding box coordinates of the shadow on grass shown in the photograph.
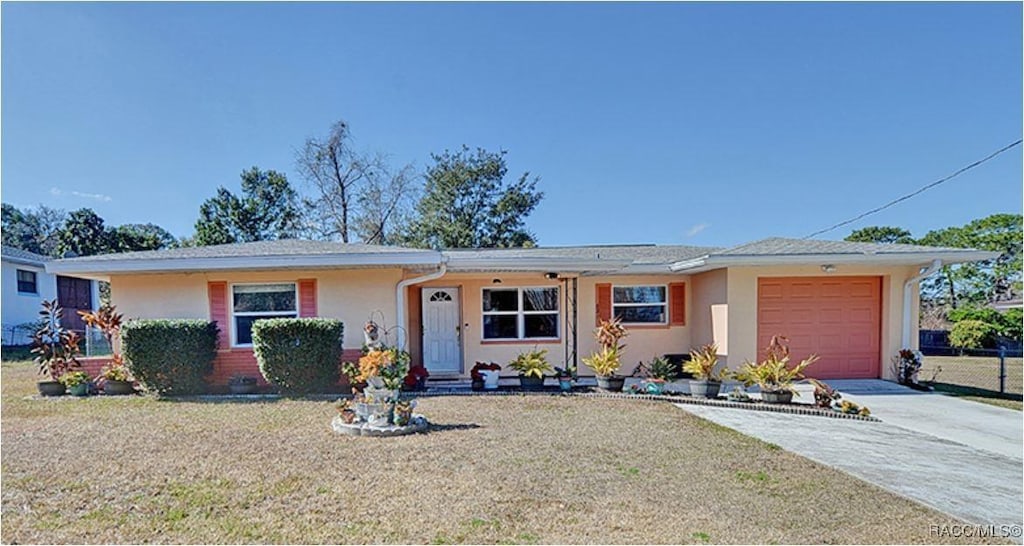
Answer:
[425,422,482,433]
[931,382,1023,401]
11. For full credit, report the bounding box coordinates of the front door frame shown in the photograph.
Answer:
[421,286,464,376]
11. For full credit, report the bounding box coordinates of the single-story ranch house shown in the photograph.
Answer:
[46,237,996,386]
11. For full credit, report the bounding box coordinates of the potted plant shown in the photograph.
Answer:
[734,336,819,404]
[584,318,629,391]
[403,364,430,391]
[508,348,553,391]
[807,378,841,409]
[98,362,135,395]
[228,374,258,394]
[554,367,575,392]
[643,356,676,394]
[393,399,416,426]
[336,398,358,424]
[60,370,91,397]
[31,299,82,396]
[683,344,725,398]
[470,362,501,391]
[341,362,367,394]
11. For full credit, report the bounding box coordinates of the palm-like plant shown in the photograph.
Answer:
[583,346,621,377]
[734,336,819,395]
[508,348,552,378]
[683,344,723,381]
[31,300,82,381]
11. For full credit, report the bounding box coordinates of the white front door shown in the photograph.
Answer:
[422,287,462,375]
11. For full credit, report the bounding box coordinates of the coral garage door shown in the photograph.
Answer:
[757,277,882,379]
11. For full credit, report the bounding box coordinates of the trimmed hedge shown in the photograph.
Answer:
[252,318,343,394]
[121,319,218,394]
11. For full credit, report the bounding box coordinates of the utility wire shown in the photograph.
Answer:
[802,139,1023,239]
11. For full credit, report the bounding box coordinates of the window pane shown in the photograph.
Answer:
[523,288,558,311]
[233,284,296,312]
[17,270,37,293]
[483,315,518,339]
[524,314,558,338]
[613,286,666,304]
[482,289,518,312]
[614,305,666,324]
[235,314,296,345]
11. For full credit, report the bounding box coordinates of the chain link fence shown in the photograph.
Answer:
[919,347,1023,398]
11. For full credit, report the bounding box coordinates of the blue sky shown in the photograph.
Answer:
[2,2,1021,248]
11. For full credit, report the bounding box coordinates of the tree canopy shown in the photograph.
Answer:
[2,204,67,256]
[400,147,543,249]
[844,226,915,244]
[194,167,302,246]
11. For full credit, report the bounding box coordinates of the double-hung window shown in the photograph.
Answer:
[612,285,667,324]
[482,287,559,340]
[16,269,38,294]
[232,283,297,346]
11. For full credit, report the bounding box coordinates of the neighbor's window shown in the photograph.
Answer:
[16,269,37,294]
[232,283,297,345]
[613,285,667,324]
[482,287,559,340]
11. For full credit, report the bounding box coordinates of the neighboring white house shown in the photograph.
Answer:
[1,245,100,345]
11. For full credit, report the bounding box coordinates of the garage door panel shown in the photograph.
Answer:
[758,276,881,379]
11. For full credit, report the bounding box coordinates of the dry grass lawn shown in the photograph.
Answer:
[1,361,1001,545]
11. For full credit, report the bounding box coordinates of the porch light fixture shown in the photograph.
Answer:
[821,264,837,273]
[492,278,502,284]
[544,272,558,279]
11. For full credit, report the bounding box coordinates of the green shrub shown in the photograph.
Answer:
[121,319,218,394]
[947,306,1022,341]
[252,318,343,394]
[948,320,998,350]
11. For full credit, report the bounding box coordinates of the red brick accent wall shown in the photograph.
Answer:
[79,356,112,378]
[208,281,230,349]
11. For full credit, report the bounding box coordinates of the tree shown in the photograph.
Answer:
[845,226,916,244]
[2,204,67,256]
[353,163,418,245]
[56,208,111,257]
[109,223,177,252]
[917,213,1022,307]
[400,146,543,249]
[297,120,419,244]
[193,167,301,246]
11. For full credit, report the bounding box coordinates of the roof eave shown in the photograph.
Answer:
[45,252,444,276]
[671,250,1000,271]
[445,257,634,273]
[2,255,48,268]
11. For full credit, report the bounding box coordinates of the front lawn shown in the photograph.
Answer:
[0,361,993,544]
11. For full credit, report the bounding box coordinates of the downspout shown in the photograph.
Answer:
[395,258,448,350]
[902,259,942,349]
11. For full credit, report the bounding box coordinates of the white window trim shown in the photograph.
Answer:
[612,284,669,325]
[16,269,38,295]
[230,282,299,347]
[481,286,560,341]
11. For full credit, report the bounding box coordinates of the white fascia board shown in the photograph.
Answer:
[445,256,633,273]
[2,256,48,268]
[671,250,1000,271]
[45,252,443,276]
[580,263,679,276]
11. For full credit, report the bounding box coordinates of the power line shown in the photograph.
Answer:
[802,139,1023,239]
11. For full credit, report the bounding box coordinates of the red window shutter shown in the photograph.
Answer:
[669,282,686,326]
[596,283,612,323]
[208,281,230,348]
[298,279,317,317]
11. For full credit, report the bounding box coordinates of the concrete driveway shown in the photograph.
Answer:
[676,380,1023,535]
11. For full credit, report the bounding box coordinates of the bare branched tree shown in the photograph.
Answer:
[354,162,418,245]
[297,120,418,244]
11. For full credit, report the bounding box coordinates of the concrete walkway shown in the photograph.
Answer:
[676,381,1023,533]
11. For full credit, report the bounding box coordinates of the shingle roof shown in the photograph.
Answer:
[54,239,437,263]
[444,244,719,265]
[1,245,51,265]
[711,237,971,256]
